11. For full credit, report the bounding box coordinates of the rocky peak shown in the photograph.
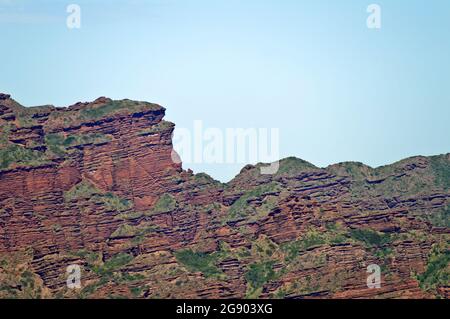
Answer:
[0,93,11,100]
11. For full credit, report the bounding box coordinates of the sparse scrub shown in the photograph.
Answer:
[281,230,326,262]
[227,182,281,221]
[349,228,391,247]
[64,180,131,212]
[245,261,277,298]
[430,155,450,189]
[81,100,159,119]
[45,132,111,157]
[276,157,317,175]
[0,144,47,170]
[138,121,173,136]
[417,244,449,293]
[92,253,134,277]
[148,194,176,215]
[110,222,158,239]
[174,249,222,278]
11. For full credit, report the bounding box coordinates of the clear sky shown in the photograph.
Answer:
[1,0,449,181]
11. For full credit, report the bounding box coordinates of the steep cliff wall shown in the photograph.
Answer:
[0,94,448,299]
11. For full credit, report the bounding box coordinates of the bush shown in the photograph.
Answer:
[102,192,132,212]
[276,157,316,175]
[430,155,450,189]
[110,222,158,239]
[417,245,450,293]
[45,132,111,157]
[81,101,123,119]
[64,180,99,201]
[64,180,131,212]
[80,100,159,119]
[245,261,276,290]
[174,249,221,278]
[426,205,450,228]
[92,253,133,277]
[349,228,391,247]
[45,133,66,156]
[281,230,326,262]
[228,182,280,220]
[138,121,173,136]
[0,144,47,170]
[150,194,176,214]
[0,125,12,146]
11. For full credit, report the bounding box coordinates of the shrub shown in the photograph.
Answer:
[276,157,316,175]
[0,124,12,146]
[174,249,222,278]
[228,182,280,220]
[81,101,124,119]
[430,155,450,189]
[64,180,99,201]
[45,132,111,157]
[281,230,326,262]
[102,192,132,212]
[245,261,276,290]
[417,245,450,293]
[0,144,47,170]
[138,121,173,136]
[110,222,158,239]
[80,100,159,119]
[45,133,66,156]
[349,228,391,247]
[150,194,176,214]
[92,253,133,277]
[425,205,450,228]
[64,180,131,212]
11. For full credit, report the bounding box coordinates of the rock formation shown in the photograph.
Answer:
[0,94,448,299]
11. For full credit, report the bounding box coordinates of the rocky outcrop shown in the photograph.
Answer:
[0,94,448,299]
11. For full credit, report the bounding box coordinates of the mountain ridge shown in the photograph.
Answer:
[0,94,448,299]
[2,92,448,180]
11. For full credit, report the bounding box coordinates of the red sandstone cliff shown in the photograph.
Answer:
[0,94,448,299]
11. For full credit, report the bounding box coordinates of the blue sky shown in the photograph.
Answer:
[1,0,449,181]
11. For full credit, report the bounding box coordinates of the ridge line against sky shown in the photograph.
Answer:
[1,0,449,181]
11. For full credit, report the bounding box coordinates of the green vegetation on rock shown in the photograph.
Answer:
[276,157,317,175]
[71,249,101,265]
[92,253,134,277]
[430,155,450,189]
[0,124,49,170]
[110,222,159,239]
[330,162,372,180]
[245,261,277,297]
[148,194,177,215]
[227,182,281,222]
[174,249,222,278]
[349,228,392,247]
[114,211,143,221]
[0,124,12,146]
[81,100,160,119]
[64,180,131,212]
[417,244,449,294]
[45,132,111,156]
[281,230,326,262]
[45,133,66,156]
[0,144,47,170]
[137,121,173,136]
[65,250,146,299]
[14,105,54,128]
[418,205,450,228]
[0,250,49,298]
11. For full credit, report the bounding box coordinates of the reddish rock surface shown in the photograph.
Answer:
[0,94,448,299]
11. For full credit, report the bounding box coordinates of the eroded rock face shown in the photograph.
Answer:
[0,94,448,299]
